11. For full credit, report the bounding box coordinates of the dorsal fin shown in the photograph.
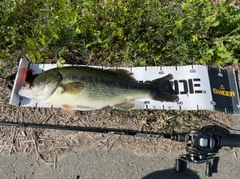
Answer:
[106,69,135,81]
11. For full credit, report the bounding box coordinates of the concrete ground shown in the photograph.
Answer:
[0,115,240,179]
[0,146,240,179]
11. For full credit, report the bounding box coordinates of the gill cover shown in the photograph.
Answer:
[18,69,63,101]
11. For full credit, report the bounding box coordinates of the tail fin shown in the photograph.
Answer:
[151,74,178,102]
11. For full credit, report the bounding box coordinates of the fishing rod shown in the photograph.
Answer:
[1,121,240,177]
[0,121,171,138]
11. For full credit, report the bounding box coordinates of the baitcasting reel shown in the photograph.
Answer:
[172,129,240,176]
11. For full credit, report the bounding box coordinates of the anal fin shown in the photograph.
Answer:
[62,104,76,116]
[114,101,135,110]
[76,105,96,111]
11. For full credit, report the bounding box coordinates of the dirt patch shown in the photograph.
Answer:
[0,61,238,162]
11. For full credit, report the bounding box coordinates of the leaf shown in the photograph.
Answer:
[175,19,184,27]
[75,27,82,34]
[215,59,223,66]
[217,48,232,59]
[234,40,240,45]
[26,38,36,50]
[205,14,217,24]
[233,59,239,64]
[57,57,65,67]
[206,49,214,56]
[52,33,59,39]
[211,21,220,27]
[85,44,92,48]
[28,51,36,63]
[181,2,190,10]
[36,51,41,60]
[39,35,46,46]
[191,34,198,42]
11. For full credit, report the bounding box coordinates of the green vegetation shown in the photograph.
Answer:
[0,0,239,71]
[0,0,236,135]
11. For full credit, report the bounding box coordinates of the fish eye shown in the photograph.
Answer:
[22,83,31,89]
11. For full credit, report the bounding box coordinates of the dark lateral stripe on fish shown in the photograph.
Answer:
[79,76,136,90]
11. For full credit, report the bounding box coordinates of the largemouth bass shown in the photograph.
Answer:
[18,66,178,115]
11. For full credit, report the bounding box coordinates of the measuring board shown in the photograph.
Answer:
[9,59,240,114]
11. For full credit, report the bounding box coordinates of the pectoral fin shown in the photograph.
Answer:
[61,82,84,94]
[114,101,135,110]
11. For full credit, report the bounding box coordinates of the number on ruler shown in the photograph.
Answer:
[190,69,196,73]
[177,101,183,105]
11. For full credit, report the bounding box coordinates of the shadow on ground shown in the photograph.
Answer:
[142,168,200,179]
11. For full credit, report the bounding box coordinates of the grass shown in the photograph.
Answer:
[0,0,239,75]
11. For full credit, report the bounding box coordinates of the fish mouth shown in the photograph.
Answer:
[18,82,33,98]
[18,88,30,98]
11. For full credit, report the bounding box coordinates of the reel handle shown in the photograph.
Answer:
[219,135,240,147]
[205,161,212,177]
